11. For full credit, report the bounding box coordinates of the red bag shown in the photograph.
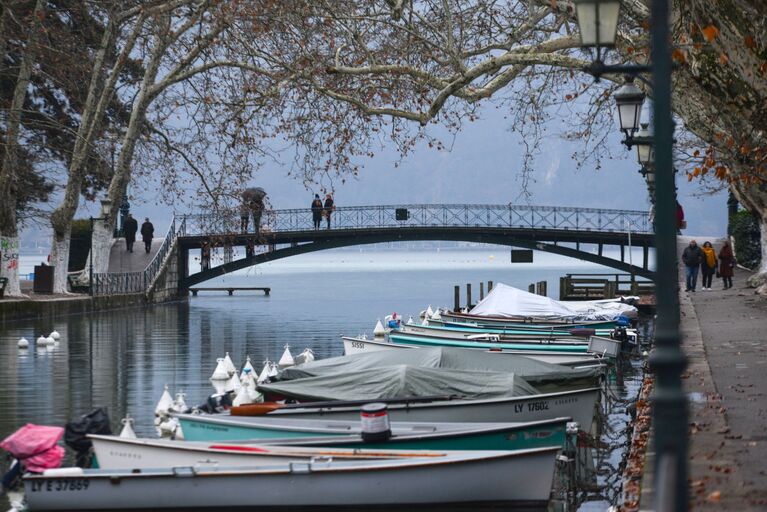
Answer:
[1,424,63,460]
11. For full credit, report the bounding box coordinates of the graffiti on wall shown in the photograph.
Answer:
[1,236,19,272]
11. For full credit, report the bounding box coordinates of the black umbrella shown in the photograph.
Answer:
[242,187,266,202]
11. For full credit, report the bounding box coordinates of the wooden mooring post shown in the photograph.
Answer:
[454,285,460,312]
[536,281,547,296]
[466,283,472,309]
[528,283,535,293]
[488,280,493,292]
[479,282,484,301]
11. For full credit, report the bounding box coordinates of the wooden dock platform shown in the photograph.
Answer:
[189,287,270,296]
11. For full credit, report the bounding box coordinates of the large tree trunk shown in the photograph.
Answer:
[0,0,46,297]
[90,31,167,275]
[49,14,147,293]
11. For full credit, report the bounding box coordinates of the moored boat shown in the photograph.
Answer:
[341,335,605,365]
[24,448,561,510]
[92,417,569,466]
[179,386,601,431]
[171,415,570,449]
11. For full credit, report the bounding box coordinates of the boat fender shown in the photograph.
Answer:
[360,403,391,443]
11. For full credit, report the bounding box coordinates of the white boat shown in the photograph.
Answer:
[90,434,464,470]
[342,335,605,366]
[24,448,560,510]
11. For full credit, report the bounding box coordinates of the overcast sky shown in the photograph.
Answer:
[21,100,727,250]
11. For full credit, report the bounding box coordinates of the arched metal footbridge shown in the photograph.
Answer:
[176,204,654,290]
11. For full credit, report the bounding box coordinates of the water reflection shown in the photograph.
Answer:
[0,250,645,510]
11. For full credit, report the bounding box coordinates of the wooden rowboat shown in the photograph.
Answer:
[24,448,561,510]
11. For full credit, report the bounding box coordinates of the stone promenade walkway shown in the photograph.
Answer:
[681,251,767,509]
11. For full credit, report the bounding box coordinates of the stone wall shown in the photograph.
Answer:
[0,293,148,323]
[145,243,182,304]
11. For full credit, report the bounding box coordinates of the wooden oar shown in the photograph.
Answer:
[231,395,463,417]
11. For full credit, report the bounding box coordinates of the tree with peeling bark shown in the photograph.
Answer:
[83,1,286,282]
[227,0,767,290]
[0,0,46,297]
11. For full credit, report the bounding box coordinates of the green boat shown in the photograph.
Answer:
[175,414,570,451]
[388,330,594,353]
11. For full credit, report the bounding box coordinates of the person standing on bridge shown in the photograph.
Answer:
[682,239,703,292]
[240,200,250,233]
[700,241,718,290]
[311,194,323,230]
[323,193,335,229]
[124,214,138,253]
[141,218,154,254]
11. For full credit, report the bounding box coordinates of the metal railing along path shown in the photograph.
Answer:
[180,204,652,237]
[92,216,185,296]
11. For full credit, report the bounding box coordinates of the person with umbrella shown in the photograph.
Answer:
[242,187,266,236]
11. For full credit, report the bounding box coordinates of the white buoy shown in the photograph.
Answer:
[240,356,256,381]
[46,336,55,345]
[407,316,414,325]
[210,358,229,381]
[431,309,442,320]
[373,319,386,337]
[17,338,29,349]
[257,360,271,384]
[233,379,255,406]
[223,352,237,376]
[154,385,174,416]
[211,379,227,395]
[119,416,137,439]
[421,318,429,326]
[36,335,48,346]
[426,305,434,318]
[171,392,188,413]
[267,361,279,378]
[225,372,242,394]
[278,345,294,368]
[50,331,61,341]
[294,348,315,365]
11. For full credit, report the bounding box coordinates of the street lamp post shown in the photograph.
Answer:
[574,0,688,510]
[89,216,108,297]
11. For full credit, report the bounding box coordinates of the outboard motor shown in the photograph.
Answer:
[196,392,233,414]
[64,408,112,468]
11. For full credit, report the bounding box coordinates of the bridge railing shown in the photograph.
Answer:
[92,216,184,296]
[180,204,652,237]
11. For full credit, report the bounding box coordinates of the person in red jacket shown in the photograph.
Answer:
[676,201,685,234]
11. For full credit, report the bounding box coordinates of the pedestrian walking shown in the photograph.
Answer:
[681,239,703,292]
[240,200,250,233]
[323,193,335,229]
[700,241,717,290]
[140,218,154,254]
[718,240,735,289]
[124,214,138,253]
[311,194,323,230]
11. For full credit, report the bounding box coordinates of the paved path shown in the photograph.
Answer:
[679,238,767,509]
[108,238,163,273]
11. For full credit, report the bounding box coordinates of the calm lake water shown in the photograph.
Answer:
[1,247,646,510]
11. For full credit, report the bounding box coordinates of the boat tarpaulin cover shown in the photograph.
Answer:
[468,283,636,321]
[259,365,539,402]
[0,424,65,472]
[277,347,601,389]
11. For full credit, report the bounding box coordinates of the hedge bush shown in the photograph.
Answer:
[730,210,761,270]
[68,219,92,271]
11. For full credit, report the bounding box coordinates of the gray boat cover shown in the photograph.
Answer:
[469,283,637,321]
[276,347,601,391]
[258,365,539,402]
